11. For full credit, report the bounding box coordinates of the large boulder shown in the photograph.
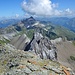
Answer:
[25,32,57,61]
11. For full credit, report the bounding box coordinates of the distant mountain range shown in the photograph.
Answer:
[46,17,75,32]
[1,16,75,40]
[1,17,75,32]
[0,19,20,28]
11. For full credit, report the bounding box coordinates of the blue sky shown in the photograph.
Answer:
[0,0,75,18]
[51,0,75,10]
[0,0,24,17]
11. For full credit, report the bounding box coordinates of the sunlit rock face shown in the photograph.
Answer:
[25,32,57,61]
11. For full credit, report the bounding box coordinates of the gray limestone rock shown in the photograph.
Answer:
[25,32,57,61]
[26,64,40,71]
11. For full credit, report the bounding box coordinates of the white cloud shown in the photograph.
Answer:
[15,14,19,18]
[52,3,58,8]
[21,0,60,17]
[65,8,72,14]
[21,0,74,17]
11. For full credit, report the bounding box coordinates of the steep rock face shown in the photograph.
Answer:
[25,32,57,61]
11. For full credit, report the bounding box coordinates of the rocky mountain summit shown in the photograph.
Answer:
[25,32,57,61]
[21,16,36,28]
[0,43,74,75]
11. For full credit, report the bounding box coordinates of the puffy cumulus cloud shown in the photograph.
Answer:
[65,8,73,15]
[15,14,19,18]
[21,0,74,17]
[61,8,75,17]
[21,0,61,17]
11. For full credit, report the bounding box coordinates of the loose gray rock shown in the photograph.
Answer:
[23,67,32,74]
[26,64,40,71]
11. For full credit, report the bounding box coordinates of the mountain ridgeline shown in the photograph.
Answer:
[14,17,75,40]
[1,16,75,40]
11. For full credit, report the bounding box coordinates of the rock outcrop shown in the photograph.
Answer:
[25,32,57,61]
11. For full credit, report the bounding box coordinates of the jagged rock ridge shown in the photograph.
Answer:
[25,32,57,61]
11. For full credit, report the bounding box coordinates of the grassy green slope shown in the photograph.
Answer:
[53,26,75,40]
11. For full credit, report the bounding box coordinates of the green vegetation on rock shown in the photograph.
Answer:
[70,56,75,61]
[53,26,75,40]
[26,29,34,39]
[72,41,75,46]
[0,39,10,45]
